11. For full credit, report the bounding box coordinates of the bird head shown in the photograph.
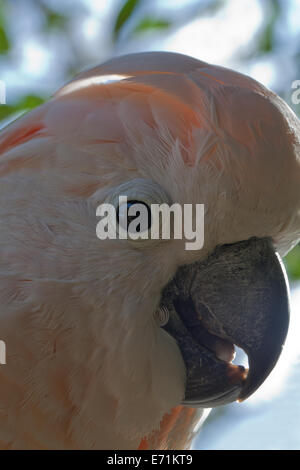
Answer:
[50,51,300,439]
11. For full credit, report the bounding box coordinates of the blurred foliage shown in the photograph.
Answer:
[43,9,68,30]
[284,245,300,281]
[114,0,141,40]
[113,0,171,40]
[0,95,46,122]
[133,17,171,35]
[113,0,224,42]
[0,0,299,280]
[257,0,281,53]
[0,24,9,54]
[0,0,10,54]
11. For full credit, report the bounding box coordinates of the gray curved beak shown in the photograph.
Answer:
[161,237,290,407]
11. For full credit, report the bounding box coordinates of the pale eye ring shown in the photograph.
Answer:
[116,200,152,233]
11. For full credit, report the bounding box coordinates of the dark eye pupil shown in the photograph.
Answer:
[117,200,152,233]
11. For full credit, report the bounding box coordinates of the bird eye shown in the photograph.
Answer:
[116,200,152,234]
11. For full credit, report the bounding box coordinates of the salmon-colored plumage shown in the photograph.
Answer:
[139,406,204,450]
[0,52,299,449]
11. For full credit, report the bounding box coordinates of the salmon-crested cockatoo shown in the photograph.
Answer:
[0,52,299,450]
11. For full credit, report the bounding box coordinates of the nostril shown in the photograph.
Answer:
[154,306,169,326]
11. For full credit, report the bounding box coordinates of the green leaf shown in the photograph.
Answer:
[0,104,15,121]
[133,17,171,34]
[45,10,68,30]
[257,0,281,53]
[258,22,273,53]
[16,94,46,110]
[0,0,10,54]
[0,95,46,125]
[284,245,300,281]
[0,24,10,54]
[114,0,140,40]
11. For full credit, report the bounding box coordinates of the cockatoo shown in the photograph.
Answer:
[0,51,299,450]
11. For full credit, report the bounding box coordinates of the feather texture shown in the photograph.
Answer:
[0,52,299,449]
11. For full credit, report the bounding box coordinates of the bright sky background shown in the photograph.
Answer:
[2,0,300,100]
